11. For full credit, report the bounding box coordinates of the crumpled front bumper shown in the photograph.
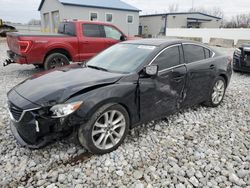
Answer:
[7,89,74,148]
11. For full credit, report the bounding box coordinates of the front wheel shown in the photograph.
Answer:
[204,76,226,107]
[44,53,70,70]
[78,104,130,154]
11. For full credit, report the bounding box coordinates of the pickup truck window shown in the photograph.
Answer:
[83,24,104,38]
[104,26,122,40]
[58,22,76,36]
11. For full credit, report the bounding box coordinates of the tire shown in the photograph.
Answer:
[34,64,44,69]
[203,76,226,107]
[44,53,70,70]
[78,104,130,154]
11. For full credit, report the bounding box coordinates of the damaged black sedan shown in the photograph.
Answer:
[7,39,232,154]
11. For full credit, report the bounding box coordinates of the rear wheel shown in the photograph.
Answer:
[204,76,226,107]
[44,53,70,70]
[78,104,130,154]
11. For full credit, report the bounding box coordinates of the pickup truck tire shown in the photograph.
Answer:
[44,53,70,70]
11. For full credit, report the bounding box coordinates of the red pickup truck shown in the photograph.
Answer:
[5,21,130,70]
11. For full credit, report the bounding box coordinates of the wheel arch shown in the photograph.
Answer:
[44,48,72,63]
[218,73,228,87]
[84,99,134,129]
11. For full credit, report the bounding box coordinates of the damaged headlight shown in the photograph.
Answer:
[234,48,242,57]
[50,101,83,118]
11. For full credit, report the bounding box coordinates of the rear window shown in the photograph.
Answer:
[58,22,76,36]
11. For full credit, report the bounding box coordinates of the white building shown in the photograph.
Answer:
[139,12,223,37]
[38,0,140,36]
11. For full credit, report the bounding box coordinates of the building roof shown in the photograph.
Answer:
[140,12,222,20]
[38,0,140,12]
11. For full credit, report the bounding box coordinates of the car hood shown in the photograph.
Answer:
[13,65,123,106]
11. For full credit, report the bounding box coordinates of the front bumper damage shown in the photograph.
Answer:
[7,90,78,148]
[8,104,74,148]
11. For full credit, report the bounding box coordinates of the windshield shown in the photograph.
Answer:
[87,44,156,73]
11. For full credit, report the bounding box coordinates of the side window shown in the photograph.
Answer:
[83,24,104,38]
[127,15,133,24]
[104,26,122,40]
[183,44,205,63]
[204,48,212,59]
[152,46,180,70]
[106,13,113,22]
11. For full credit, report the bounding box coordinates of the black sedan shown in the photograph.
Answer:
[7,39,232,154]
[233,44,250,72]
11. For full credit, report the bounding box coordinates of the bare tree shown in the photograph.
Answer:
[224,13,250,28]
[28,19,41,25]
[168,4,179,13]
[188,6,224,19]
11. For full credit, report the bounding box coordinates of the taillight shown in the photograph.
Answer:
[18,41,32,53]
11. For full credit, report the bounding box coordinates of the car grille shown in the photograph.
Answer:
[9,102,23,121]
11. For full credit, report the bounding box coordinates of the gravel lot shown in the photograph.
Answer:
[0,41,249,188]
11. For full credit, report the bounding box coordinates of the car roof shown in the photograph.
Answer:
[123,38,198,47]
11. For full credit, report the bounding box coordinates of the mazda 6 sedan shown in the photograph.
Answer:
[7,39,232,154]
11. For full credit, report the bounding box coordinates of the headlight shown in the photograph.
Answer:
[234,48,242,57]
[50,101,83,118]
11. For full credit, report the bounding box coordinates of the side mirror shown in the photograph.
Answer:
[120,35,127,41]
[144,65,159,77]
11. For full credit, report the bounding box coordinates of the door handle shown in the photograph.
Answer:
[210,64,215,69]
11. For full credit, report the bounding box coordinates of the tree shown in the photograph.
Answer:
[28,19,41,25]
[224,13,250,28]
[188,7,224,19]
[168,4,179,13]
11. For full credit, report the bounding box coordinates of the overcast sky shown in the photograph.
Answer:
[0,0,249,23]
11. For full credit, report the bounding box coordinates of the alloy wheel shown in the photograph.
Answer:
[50,57,66,69]
[91,110,126,150]
[212,79,225,105]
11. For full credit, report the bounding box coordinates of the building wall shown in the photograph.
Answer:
[139,13,222,37]
[167,13,222,28]
[40,0,139,35]
[139,16,165,37]
[40,0,64,32]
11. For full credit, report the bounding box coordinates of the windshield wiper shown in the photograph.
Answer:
[87,65,109,72]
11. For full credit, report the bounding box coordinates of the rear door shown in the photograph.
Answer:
[139,44,187,121]
[79,23,106,61]
[103,25,123,48]
[182,44,216,106]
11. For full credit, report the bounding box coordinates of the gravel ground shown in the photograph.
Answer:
[0,42,249,188]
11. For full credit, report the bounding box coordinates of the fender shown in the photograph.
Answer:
[44,42,77,62]
[67,82,140,127]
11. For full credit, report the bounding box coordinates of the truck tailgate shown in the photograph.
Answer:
[7,33,20,54]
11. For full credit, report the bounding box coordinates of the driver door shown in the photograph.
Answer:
[139,44,187,122]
